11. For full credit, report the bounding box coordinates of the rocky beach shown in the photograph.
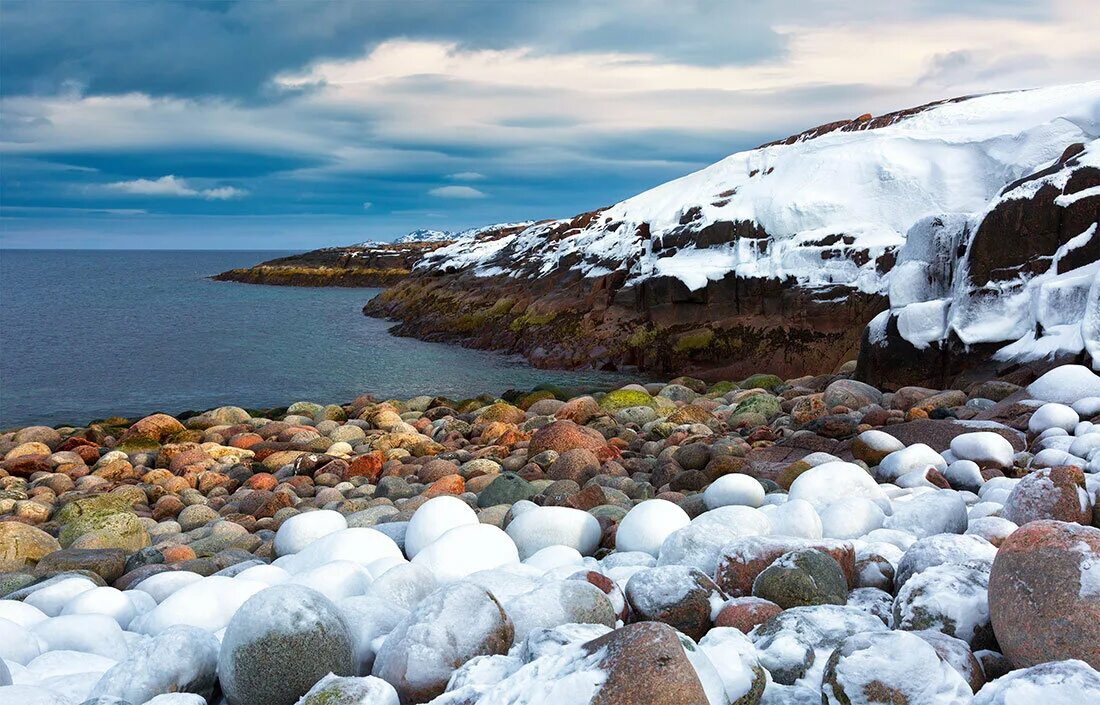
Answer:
[4,359,1100,704]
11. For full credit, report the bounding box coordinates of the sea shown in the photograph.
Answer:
[0,250,636,428]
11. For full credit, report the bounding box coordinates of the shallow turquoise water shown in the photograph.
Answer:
[0,250,637,427]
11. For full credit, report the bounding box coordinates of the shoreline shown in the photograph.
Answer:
[3,362,1100,702]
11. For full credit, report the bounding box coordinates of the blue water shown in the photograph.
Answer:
[0,250,636,427]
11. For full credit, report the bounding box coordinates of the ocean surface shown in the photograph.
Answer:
[0,250,637,428]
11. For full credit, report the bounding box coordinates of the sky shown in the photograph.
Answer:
[1,0,1098,250]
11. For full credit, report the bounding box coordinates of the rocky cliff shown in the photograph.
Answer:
[366,83,1100,383]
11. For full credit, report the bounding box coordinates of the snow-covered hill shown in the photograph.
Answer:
[421,83,1098,290]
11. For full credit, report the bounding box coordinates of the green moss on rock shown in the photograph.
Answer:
[739,373,785,391]
[600,389,656,411]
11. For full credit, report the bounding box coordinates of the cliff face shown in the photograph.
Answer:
[366,83,1100,381]
[212,241,448,288]
[857,141,1100,389]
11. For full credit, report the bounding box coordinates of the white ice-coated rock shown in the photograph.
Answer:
[465,567,542,604]
[703,474,765,509]
[504,506,602,560]
[615,499,691,556]
[144,694,208,705]
[372,582,513,701]
[276,528,404,574]
[854,430,906,458]
[698,627,765,705]
[878,444,947,481]
[23,649,116,680]
[972,659,1100,704]
[234,563,291,586]
[944,460,984,491]
[1031,448,1087,468]
[89,625,220,704]
[22,577,97,617]
[949,432,1015,468]
[404,496,479,559]
[0,684,73,705]
[1074,397,1100,417]
[0,600,48,628]
[0,617,44,665]
[1070,432,1100,460]
[884,490,968,539]
[296,673,400,705]
[1027,365,1100,404]
[289,559,374,602]
[523,546,584,572]
[966,516,1018,545]
[30,614,129,662]
[57,586,138,629]
[411,523,520,582]
[131,571,204,603]
[338,595,410,675]
[759,499,823,539]
[659,508,773,575]
[129,575,267,635]
[788,462,891,514]
[503,580,615,643]
[1028,403,1080,434]
[819,498,886,540]
[274,509,348,557]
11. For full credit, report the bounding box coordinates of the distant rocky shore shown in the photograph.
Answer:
[212,240,448,288]
[3,360,1100,703]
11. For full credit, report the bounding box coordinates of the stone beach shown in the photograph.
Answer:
[2,361,1100,704]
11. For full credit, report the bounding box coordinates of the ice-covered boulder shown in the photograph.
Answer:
[615,499,691,556]
[503,580,616,643]
[89,625,219,704]
[273,509,348,557]
[372,582,514,703]
[504,506,601,559]
[893,562,993,649]
[703,474,765,509]
[403,496,478,559]
[411,523,519,583]
[821,630,971,705]
[219,585,355,705]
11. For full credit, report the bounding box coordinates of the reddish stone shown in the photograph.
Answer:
[152,495,184,521]
[582,623,711,705]
[346,452,385,482]
[1002,466,1093,526]
[715,596,783,633]
[555,396,602,425]
[418,459,461,484]
[527,420,607,457]
[566,484,608,511]
[1,454,52,478]
[989,520,1100,669]
[58,437,98,452]
[425,474,465,497]
[245,472,278,491]
[228,433,263,450]
[570,570,628,621]
[161,545,197,564]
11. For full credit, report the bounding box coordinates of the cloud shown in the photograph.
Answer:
[105,175,247,200]
[428,185,487,199]
[447,171,485,181]
[362,201,373,209]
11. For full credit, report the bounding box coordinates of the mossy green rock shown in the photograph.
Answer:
[733,394,782,419]
[707,381,738,396]
[478,472,536,508]
[601,389,655,411]
[317,404,347,422]
[739,374,784,392]
[68,513,150,552]
[297,674,399,705]
[54,494,136,527]
[752,548,849,609]
[287,401,324,418]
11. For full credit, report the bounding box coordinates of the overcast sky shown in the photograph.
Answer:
[1,0,1097,249]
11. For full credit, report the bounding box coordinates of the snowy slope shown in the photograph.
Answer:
[419,82,1100,296]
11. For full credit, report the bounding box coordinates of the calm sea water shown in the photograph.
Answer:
[0,250,636,428]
